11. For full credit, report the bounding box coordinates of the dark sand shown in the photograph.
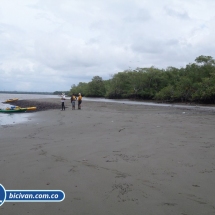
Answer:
[0,98,215,215]
[3,99,61,111]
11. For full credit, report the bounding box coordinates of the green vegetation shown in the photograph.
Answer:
[70,55,215,104]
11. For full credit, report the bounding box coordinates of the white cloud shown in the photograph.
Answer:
[0,0,215,91]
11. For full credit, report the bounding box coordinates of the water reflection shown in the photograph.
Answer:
[0,112,33,126]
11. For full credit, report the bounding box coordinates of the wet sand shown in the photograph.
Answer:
[0,98,215,215]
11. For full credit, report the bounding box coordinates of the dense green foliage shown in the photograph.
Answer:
[70,55,215,103]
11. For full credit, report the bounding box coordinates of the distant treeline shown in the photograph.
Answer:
[70,55,215,104]
[53,91,70,95]
[0,91,54,95]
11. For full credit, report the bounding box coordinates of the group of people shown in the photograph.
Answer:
[61,93,82,111]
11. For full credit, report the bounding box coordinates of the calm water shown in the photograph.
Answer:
[1,93,215,126]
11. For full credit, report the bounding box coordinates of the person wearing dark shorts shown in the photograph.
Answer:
[61,93,66,110]
[78,93,82,109]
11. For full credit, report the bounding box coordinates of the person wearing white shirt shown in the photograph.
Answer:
[61,93,66,110]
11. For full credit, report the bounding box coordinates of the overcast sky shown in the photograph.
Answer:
[0,0,215,92]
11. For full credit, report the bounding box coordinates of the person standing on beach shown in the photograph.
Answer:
[71,93,76,110]
[78,93,82,109]
[61,93,66,111]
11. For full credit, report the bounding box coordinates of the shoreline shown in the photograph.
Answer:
[0,99,215,214]
[3,97,215,113]
[1,98,215,127]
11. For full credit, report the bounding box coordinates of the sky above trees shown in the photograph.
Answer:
[0,0,215,91]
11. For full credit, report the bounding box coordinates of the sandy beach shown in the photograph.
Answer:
[0,98,215,215]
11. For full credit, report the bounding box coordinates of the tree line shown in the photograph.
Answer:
[53,91,70,95]
[70,55,215,104]
[0,91,54,95]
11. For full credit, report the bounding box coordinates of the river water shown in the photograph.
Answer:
[1,93,215,126]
